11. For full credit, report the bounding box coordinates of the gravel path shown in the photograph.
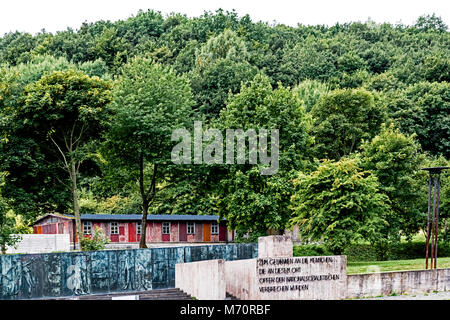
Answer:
[359,291,450,300]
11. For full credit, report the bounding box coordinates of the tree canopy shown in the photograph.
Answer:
[103,57,194,247]
[0,9,448,250]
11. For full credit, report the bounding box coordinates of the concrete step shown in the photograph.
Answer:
[52,288,193,300]
[139,296,191,300]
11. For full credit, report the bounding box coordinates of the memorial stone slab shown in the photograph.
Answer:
[258,235,293,258]
[225,236,347,300]
[256,255,347,300]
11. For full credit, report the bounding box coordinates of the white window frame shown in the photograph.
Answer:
[83,221,92,235]
[187,222,195,234]
[137,222,142,235]
[110,222,119,235]
[211,222,219,235]
[162,222,171,234]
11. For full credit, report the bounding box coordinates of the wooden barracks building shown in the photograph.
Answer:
[32,214,233,246]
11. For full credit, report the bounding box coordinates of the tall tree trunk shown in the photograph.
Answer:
[71,160,82,250]
[139,201,149,249]
[138,153,158,249]
[139,152,148,249]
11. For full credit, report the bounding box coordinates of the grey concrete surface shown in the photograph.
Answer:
[357,290,450,300]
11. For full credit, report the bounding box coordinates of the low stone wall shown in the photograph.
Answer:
[176,259,226,300]
[347,268,449,298]
[6,234,70,254]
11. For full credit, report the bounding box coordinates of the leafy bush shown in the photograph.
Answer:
[294,241,450,262]
[80,226,110,251]
[293,244,332,257]
[290,157,390,255]
[388,241,450,260]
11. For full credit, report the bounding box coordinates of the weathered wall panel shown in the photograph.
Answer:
[90,251,110,294]
[0,243,257,300]
[135,249,152,291]
[117,250,135,291]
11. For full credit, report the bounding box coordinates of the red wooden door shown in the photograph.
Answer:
[219,223,227,241]
[161,222,170,242]
[73,225,77,242]
[128,222,137,242]
[119,225,125,242]
[179,223,187,241]
[203,223,211,242]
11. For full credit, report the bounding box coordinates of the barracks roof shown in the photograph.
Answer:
[33,213,225,225]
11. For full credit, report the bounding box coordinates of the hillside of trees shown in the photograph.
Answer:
[0,9,448,252]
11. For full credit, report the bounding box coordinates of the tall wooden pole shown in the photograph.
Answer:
[430,176,437,269]
[421,167,449,270]
[434,176,440,269]
[425,176,432,269]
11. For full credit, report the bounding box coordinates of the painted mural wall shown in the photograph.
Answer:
[0,243,258,300]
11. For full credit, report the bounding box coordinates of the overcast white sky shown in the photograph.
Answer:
[0,0,449,35]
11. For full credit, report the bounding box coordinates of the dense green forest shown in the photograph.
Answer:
[0,9,448,252]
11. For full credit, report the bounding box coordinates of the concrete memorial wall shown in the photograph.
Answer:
[255,235,347,299]
[178,236,347,300]
[255,255,347,299]
[176,236,449,300]
[225,236,347,300]
[0,243,257,300]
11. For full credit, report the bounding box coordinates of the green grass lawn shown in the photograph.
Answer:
[347,257,450,274]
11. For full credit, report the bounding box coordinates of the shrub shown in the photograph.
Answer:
[290,157,390,255]
[293,244,333,257]
[293,241,450,262]
[80,226,110,251]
